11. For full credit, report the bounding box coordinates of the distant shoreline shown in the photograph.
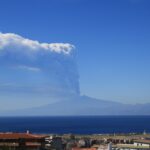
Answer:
[0,116,150,134]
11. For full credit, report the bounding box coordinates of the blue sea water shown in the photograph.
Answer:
[0,116,150,134]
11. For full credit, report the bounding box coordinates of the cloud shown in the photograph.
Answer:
[0,32,74,54]
[0,32,80,98]
[16,65,41,72]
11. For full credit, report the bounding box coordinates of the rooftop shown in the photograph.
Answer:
[134,139,150,144]
[0,132,45,140]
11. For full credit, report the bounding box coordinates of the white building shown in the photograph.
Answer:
[133,139,150,147]
[98,143,112,150]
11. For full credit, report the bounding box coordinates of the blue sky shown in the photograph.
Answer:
[0,0,150,107]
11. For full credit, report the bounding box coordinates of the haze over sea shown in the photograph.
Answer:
[0,116,150,134]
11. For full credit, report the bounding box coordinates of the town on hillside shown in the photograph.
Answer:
[0,131,150,150]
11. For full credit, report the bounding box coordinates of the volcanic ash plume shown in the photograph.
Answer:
[0,33,80,105]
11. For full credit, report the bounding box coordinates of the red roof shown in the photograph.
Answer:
[134,139,150,144]
[72,148,97,150]
[0,133,45,140]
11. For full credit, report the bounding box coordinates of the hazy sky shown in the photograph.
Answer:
[0,0,150,106]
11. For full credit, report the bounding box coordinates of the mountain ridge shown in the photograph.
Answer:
[1,95,150,116]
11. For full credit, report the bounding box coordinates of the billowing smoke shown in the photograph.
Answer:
[0,33,80,108]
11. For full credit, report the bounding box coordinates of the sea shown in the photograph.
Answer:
[0,116,150,134]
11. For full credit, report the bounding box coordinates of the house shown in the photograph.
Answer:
[45,135,63,150]
[72,148,97,150]
[92,143,112,150]
[0,132,46,150]
[133,139,150,147]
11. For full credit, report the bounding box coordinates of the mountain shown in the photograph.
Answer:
[2,95,150,116]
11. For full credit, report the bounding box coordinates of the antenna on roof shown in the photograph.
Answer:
[143,130,146,135]
[26,130,30,134]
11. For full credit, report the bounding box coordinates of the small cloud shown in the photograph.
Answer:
[17,65,41,72]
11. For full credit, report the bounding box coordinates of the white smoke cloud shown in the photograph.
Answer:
[0,32,80,100]
[0,32,74,54]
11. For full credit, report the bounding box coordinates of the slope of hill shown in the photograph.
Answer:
[2,95,150,116]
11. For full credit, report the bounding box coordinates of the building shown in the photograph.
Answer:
[0,132,46,150]
[134,139,150,147]
[92,143,112,150]
[45,135,63,150]
[72,148,96,150]
[113,140,150,150]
